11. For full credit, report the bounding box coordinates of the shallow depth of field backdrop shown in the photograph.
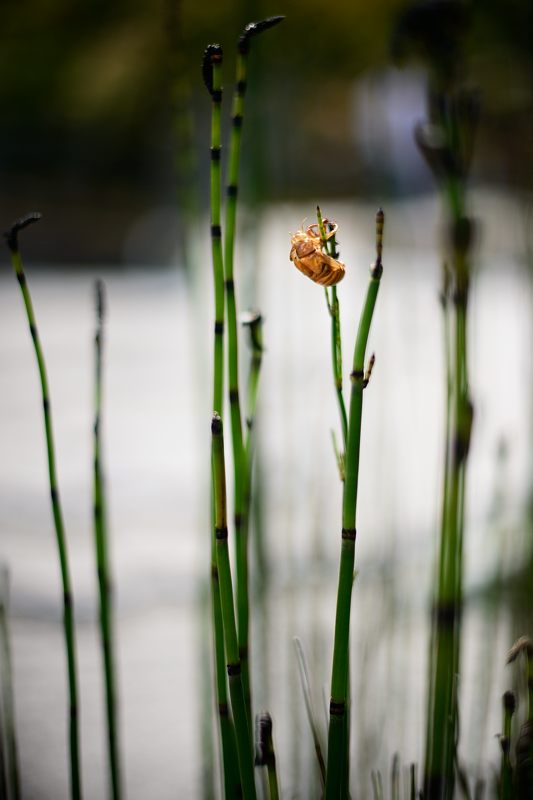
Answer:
[1,0,532,797]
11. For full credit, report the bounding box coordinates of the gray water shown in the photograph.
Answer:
[0,193,531,798]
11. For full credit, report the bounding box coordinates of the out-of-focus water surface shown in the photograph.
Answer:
[0,194,531,798]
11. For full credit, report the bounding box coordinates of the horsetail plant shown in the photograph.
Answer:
[325,209,384,799]
[254,712,280,800]
[499,690,516,800]
[223,16,283,729]
[211,414,256,800]
[203,43,241,799]
[0,568,20,800]
[4,213,82,800]
[392,3,478,795]
[93,281,122,800]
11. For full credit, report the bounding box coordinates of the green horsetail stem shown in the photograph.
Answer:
[507,637,533,795]
[211,415,257,800]
[325,210,384,800]
[203,45,241,799]
[223,16,283,728]
[4,213,82,800]
[419,103,477,800]
[0,568,20,800]
[93,281,122,800]
[254,712,280,800]
[317,206,347,456]
[499,691,515,800]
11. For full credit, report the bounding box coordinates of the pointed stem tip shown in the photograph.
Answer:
[4,212,42,252]
[202,44,223,97]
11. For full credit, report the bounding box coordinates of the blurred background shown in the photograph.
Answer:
[0,0,532,798]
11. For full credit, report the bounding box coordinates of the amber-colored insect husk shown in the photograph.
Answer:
[289,223,345,286]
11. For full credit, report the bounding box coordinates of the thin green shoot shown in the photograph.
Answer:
[254,712,280,800]
[223,16,284,731]
[293,637,326,788]
[4,213,82,800]
[0,568,20,800]
[212,414,256,800]
[203,43,241,798]
[92,281,122,800]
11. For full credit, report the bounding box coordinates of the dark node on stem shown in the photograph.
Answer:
[218,702,229,717]
[16,271,26,287]
[215,527,228,541]
[238,16,284,54]
[227,184,238,198]
[225,278,235,292]
[370,261,383,280]
[246,417,253,431]
[64,591,73,609]
[50,487,59,504]
[214,320,224,335]
[450,215,474,255]
[43,398,50,414]
[229,388,239,403]
[29,323,38,340]
[210,146,221,161]
[329,699,346,716]
[363,353,376,388]
[232,114,243,129]
[503,690,516,714]
[236,80,247,96]
[211,224,222,238]
[211,564,219,580]
[4,212,42,252]
[350,369,364,382]
[202,44,223,97]
[254,711,274,766]
[500,735,510,756]
[341,528,357,542]
[227,662,241,677]
[211,413,223,436]
[70,704,78,720]
[433,600,460,626]
[95,279,105,324]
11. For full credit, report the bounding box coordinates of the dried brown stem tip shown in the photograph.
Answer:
[254,711,274,766]
[238,16,284,53]
[202,44,223,97]
[503,690,517,714]
[375,208,385,265]
[507,636,533,664]
[4,212,42,252]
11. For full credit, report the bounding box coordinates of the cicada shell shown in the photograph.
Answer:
[289,221,345,287]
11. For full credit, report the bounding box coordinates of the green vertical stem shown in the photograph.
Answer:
[0,568,20,800]
[325,210,384,799]
[224,18,284,730]
[499,691,515,800]
[5,214,82,800]
[93,281,121,800]
[212,415,257,800]
[203,45,241,799]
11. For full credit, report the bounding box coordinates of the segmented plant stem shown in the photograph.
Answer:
[254,712,279,800]
[203,44,241,799]
[325,211,384,799]
[5,215,82,800]
[212,415,257,800]
[93,281,121,800]
[0,569,20,800]
[424,179,473,800]
[224,40,250,724]
[500,691,515,800]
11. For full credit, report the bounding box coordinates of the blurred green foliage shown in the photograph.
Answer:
[0,0,532,261]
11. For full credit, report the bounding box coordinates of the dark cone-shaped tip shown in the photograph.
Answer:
[4,212,42,252]
[202,44,223,96]
[239,15,284,53]
[211,413,223,436]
